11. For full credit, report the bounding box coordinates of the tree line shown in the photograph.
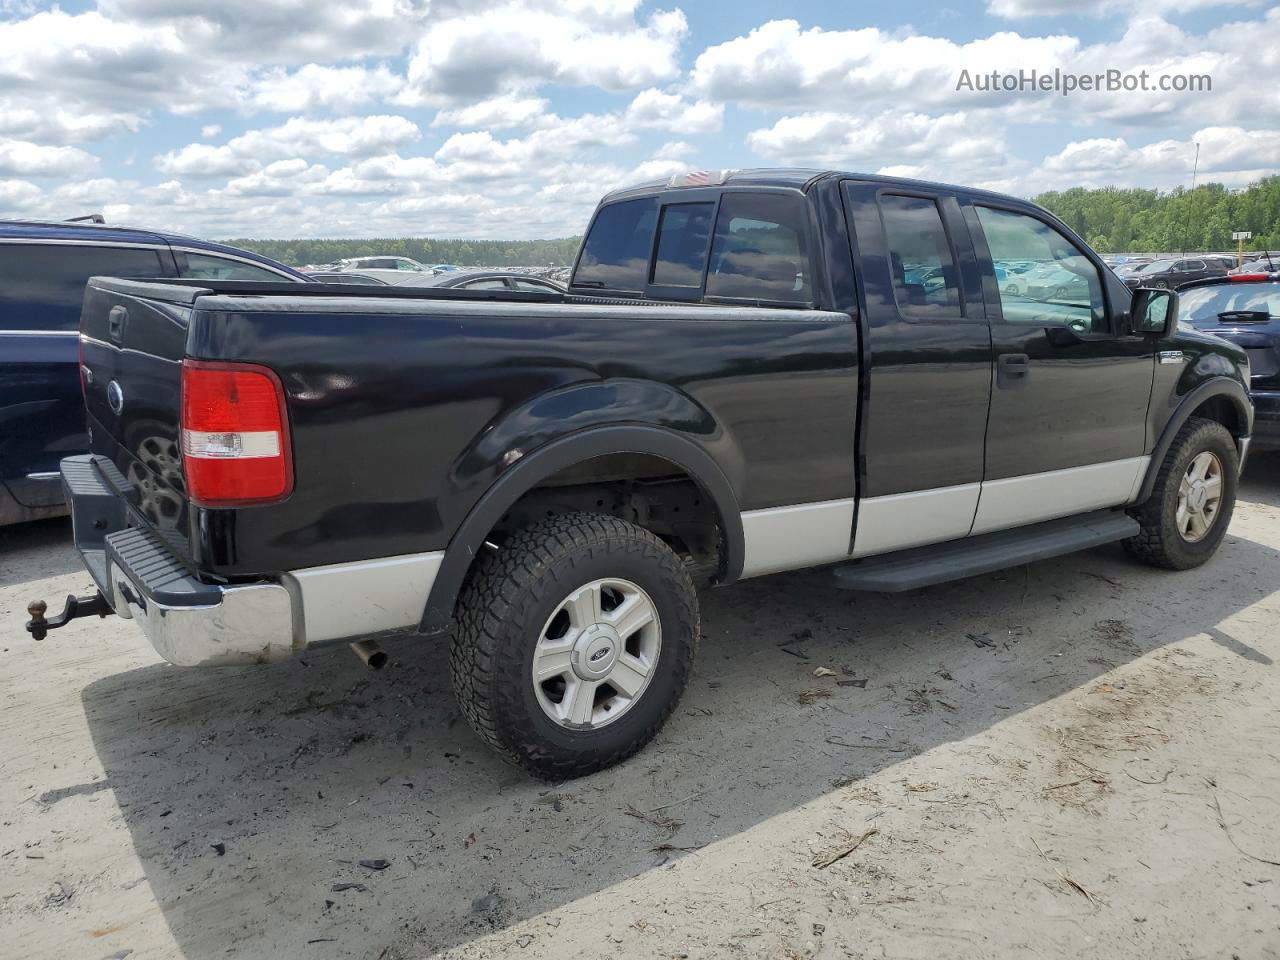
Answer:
[226,235,584,268]
[1034,175,1280,254]
[229,175,1280,266]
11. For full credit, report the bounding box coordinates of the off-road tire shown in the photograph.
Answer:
[450,512,699,779]
[1125,417,1238,570]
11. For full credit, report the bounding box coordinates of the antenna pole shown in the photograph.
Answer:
[1180,141,1200,256]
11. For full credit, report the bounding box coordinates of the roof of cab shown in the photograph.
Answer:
[599,167,1035,209]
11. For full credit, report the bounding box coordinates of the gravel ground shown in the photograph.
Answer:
[2,455,1279,960]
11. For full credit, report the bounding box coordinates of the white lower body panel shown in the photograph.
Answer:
[739,456,1150,578]
[970,457,1149,536]
[852,482,981,558]
[282,551,445,644]
[739,498,855,578]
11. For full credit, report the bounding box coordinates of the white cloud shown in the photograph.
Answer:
[0,2,1274,242]
[0,138,99,177]
[100,0,432,61]
[0,10,243,114]
[653,141,695,160]
[155,143,253,177]
[748,110,1013,184]
[249,63,403,112]
[692,19,1079,113]
[157,115,421,175]
[225,158,331,196]
[400,4,687,105]
[0,178,41,212]
[50,177,135,207]
[987,0,1262,18]
[1035,126,1280,189]
[624,89,723,134]
[433,95,553,130]
[229,115,420,159]
[0,99,142,144]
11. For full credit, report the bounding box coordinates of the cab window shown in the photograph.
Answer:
[705,192,811,304]
[573,197,657,292]
[651,202,714,288]
[976,206,1106,332]
[879,194,961,317]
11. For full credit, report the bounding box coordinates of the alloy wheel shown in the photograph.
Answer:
[1176,450,1224,543]
[531,578,662,729]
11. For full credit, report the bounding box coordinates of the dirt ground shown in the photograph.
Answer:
[2,458,1279,960]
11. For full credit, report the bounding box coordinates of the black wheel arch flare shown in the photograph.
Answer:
[1136,377,1252,504]
[419,425,744,634]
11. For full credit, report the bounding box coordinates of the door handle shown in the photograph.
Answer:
[997,353,1030,387]
[107,305,128,345]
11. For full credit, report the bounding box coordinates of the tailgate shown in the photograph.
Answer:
[80,278,207,547]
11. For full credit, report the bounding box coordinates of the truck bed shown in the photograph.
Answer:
[79,276,860,581]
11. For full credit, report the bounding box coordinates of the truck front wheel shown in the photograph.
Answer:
[1125,417,1238,570]
[450,512,699,779]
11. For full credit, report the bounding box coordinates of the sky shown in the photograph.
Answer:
[0,0,1277,240]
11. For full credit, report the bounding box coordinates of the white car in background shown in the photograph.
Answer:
[330,256,434,284]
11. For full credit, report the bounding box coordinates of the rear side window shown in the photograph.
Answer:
[0,243,166,331]
[706,193,811,303]
[574,197,657,291]
[181,253,289,282]
[651,202,714,288]
[878,194,961,317]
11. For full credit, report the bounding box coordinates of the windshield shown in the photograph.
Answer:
[1178,282,1280,324]
[1139,259,1177,273]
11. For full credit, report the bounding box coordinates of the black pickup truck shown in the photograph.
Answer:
[32,168,1252,778]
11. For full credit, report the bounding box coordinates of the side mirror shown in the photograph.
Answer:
[1131,287,1178,336]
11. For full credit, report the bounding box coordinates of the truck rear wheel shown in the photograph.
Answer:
[1125,417,1238,570]
[450,512,698,779]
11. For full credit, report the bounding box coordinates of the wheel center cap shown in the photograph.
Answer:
[572,623,620,680]
[1187,481,1208,512]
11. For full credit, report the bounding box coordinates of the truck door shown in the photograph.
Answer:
[841,181,994,557]
[963,201,1156,534]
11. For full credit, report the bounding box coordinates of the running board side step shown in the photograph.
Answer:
[832,509,1140,593]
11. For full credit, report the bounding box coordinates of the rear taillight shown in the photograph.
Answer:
[180,359,292,506]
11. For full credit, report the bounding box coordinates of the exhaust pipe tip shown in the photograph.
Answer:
[350,639,388,670]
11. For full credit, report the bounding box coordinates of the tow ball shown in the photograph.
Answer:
[26,593,113,641]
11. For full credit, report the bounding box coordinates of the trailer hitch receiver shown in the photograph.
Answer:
[26,593,114,641]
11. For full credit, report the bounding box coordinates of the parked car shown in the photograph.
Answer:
[333,256,433,284]
[34,170,1251,780]
[1176,270,1280,451]
[1023,261,1092,301]
[386,269,565,293]
[1123,256,1228,289]
[1113,261,1152,278]
[0,217,308,525]
[1231,252,1278,274]
[304,272,388,285]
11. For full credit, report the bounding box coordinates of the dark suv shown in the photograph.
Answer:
[0,219,308,525]
[1177,271,1280,450]
[1124,256,1229,290]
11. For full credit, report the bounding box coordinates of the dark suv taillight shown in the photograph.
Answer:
[180,359,292,506]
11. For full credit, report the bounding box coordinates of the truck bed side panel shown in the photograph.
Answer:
[95,294,859,577]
